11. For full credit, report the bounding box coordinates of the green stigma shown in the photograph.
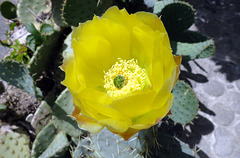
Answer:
[113,75,126,89]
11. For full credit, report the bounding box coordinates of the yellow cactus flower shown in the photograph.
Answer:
[61,6,181,140]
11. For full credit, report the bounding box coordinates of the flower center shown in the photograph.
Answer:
[113,75,126,89]
[104,58,147,99]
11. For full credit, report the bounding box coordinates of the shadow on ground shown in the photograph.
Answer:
[185,0,240,81]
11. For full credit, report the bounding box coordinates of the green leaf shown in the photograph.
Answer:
[0,104,7,112]
[0,1,17,19]
[25,23,39,34]
[40,24,54,34]
[9,23,17,30]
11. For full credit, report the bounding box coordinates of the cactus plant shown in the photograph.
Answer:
[62,0,112,26]
[84,128,145,158]
[51,0,67,27]
[0,60,35,96]
[171,39,215,61]
[28,31,62,80]
[153,129,198,158]
[0,1,17,20]
[169,80,199,125]
[0,1,216,158]
[31,122,69,158]
[154,0,195,39]
[0,130,31,158]
[31,101,52,134]
[17,0,52,28]
[52,88,83,137]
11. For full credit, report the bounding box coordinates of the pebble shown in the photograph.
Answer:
[235,123,240,140]
[203,80,225,97]
[226,91,240,114]
[213,127,235,157]
[212,103,234,126]
[235,79,240,91]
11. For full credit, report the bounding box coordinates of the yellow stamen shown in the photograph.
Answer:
[104,58,147,99]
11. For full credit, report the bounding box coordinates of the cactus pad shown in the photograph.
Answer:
[52,88,83,137]
[89,128,144,158]
[31,101,52,134]
[171,39,215,61]
[62,0,112,26]
[0,1,17,20]
[17,0,52,28]
[0,60,35,96]
[28,31,61,80]
[154,0,195,38]
[153,129,198,157]
[38,132,69,158]
[169,80,199,125]
[51,0,67,27]
[0,130,30,158]
[32,122,68,158]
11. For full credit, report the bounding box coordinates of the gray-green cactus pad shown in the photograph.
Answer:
[169,80,199,125]
[0,1,17,19]
[0,60,35,96]
[0,130,31,158]
[28,31,61,80]
[31,122,69,158]
[154,129,198,158]
[52,88,83,137]
[171,39,215,61]
[62,0,112,26]
[31,101,52,134]
[17,0,52,27]
[154,0,195,37]
[90,128,144,158]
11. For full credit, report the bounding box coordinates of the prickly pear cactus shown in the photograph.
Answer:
[31,122,69,158]
[169,81,199,125]
[77,128,145,158]
[51,0,67,27]
[28,31,62,80]
[153,129,198,158]
[52,88,83,137]
[17,0,52,28]
[0,130,31,158]
[154,0,215,61]
[154,0,195,37]
[171,39,215,61]
[0,60,35,96]
[0,1,17,20]
[31,101,52,134]
[62,0,112,26]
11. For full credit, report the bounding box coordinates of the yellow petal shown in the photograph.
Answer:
[112,127,141,141]
[60,52,74,70]
[131,25,154,69]
[135,11,167,33]
[71,105,104,133]
[131,94,173,129]
[61,59,82,93]
[100,118,130,133]
[109,86,156,118]
[152,65,178,109]
[73,115,104,133]
[173,55,182,86]
[151,33,176,92]
[102,6,145,31]
[73,16,132,62]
